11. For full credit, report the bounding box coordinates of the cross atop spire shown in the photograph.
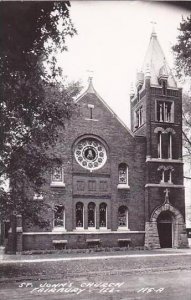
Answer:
[86,70,95,94]
[150,21,157,37]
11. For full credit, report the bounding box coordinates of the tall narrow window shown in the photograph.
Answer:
[135,107,143,128]
[160,169,165,183]
[99,203,107,228]
[156,101,173,123]
[51,166,65,187]
[168,132,172,159]
[54,205,65,227]
[157,132,162,158]
[88,202,96,228]
[76,202,84,228]
[118,163,128,184]
[118,206,128,228]
[168,169,172,183]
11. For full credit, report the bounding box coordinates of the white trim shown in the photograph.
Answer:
[50,182,65,188]
[52,227,66,233]
[16,227,23,233]
[117,184,130,190]
[117,227,129,231]
[145,183,184,188]
[146,157,183,164]
[88,104,94,109]
[150,85,179,91]
[85,118,99,122]
[22,230,145,235]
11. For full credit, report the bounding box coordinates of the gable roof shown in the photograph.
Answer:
[75,77,134,137]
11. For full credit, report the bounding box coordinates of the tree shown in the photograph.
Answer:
[172,15,191,78]
[172,15,191,164]
[0,2,80,250]
[173,15,191,225]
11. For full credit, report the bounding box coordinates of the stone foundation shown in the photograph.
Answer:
[144,221,160,249]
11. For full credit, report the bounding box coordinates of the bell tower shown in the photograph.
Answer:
[130,28,188,248]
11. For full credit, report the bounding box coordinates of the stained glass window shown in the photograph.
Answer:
[119,163,128,184]
[54,205,64,227]
[99,203,107,227]
[76,202,84,228]
[118,206,128,227]
[88,202,96,227]
[52,166,63,182]
[74,138,107,170]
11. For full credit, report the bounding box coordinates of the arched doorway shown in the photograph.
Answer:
[157,211,173,248]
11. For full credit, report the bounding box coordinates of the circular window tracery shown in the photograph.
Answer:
[74,138,107,170]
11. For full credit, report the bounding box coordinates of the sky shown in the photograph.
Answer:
[57,1,191,222]
[58,1,190,128]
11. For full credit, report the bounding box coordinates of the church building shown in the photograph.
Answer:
[8,30,188,252]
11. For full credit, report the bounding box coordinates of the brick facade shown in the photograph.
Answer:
[8,31,188,252]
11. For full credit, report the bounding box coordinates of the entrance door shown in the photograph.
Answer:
[157,211,173,248]
[158,222,172,248]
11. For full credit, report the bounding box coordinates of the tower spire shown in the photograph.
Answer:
[150,21,157,37]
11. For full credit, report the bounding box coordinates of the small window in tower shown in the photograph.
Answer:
[156,101,173,123]
[135,106,143,128]
[157,166,174,184]
[157,132,162,158]
[168,132,172,159]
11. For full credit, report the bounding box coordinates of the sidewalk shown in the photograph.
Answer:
[1,248,191,264]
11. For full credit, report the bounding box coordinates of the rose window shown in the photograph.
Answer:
[74,138,107,170]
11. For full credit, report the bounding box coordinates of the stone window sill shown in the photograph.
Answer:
[50,182,65,188]
[117,184,130,190]
[117,227,129,231]
[52,227,66,232]
[75,227,85,231]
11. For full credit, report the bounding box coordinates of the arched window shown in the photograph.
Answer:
[88,202,96,228]
[99,203,107,228]
[157,132,162,158]
[54,205,65,228]
[168,132,172,159]
[118,163,128,185]
[157,166,174,184]
[118,206,128,228]
[76,202,84,228]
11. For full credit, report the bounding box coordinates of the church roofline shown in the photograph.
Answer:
[75,77,134,137]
